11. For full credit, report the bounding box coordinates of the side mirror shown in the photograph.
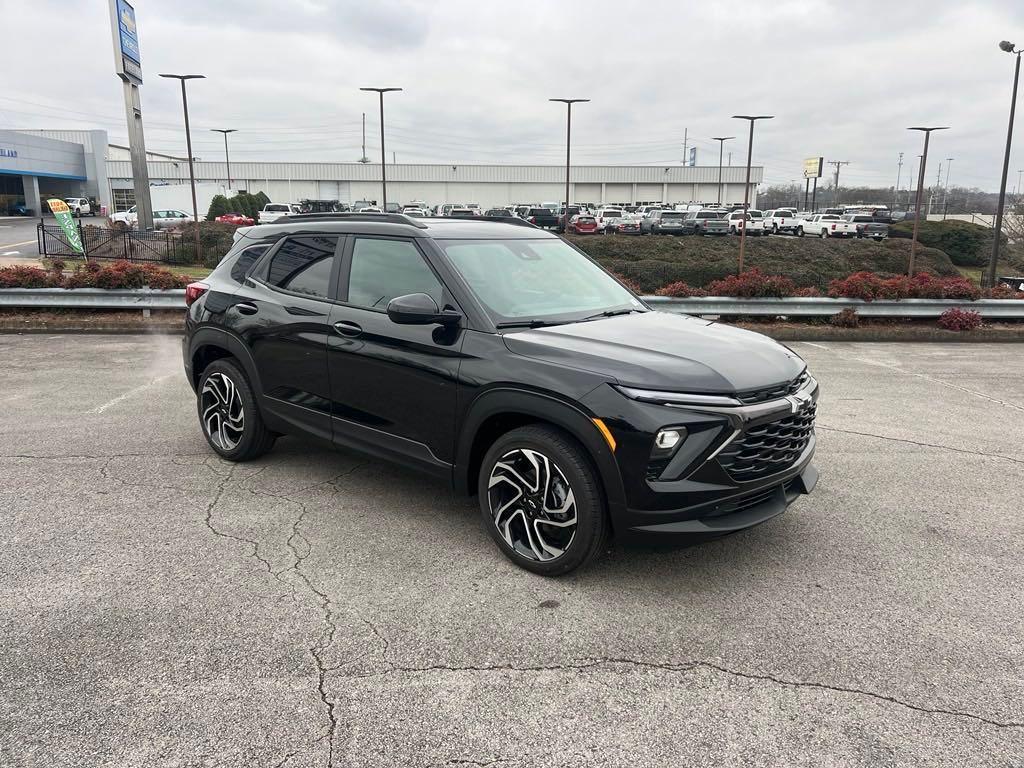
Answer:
[386,293,461,326]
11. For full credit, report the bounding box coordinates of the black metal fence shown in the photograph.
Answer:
[37,223,190,263]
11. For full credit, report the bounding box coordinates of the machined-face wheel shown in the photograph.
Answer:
[200,372,245,451]
[487,448,577,562]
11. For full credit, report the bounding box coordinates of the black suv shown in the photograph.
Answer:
[183,213,818,575]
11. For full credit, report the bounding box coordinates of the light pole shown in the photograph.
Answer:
[988,41,1022,287]
[942,157,953,218]
[711,136,734,206]
[360,87,402,210]
[1016,169,1024,197]
[210,129,237,191]
[893,152,903,210]
[907,126,949,275]
[159,73,205,259]
[550,99,590,229]
[732,115,773,273]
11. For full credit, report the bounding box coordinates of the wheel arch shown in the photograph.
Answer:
[454,388,627,521]
[188,327,263,397]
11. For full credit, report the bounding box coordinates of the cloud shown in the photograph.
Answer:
[0,0,1019,190]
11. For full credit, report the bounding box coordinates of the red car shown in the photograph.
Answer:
[567,214,598,234]
[215,212,255,226]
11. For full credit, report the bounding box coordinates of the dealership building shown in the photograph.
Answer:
[2,128,764,215]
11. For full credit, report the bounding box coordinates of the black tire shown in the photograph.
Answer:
[477,424,609,576]
[729,225,737,235]
[796,227,804,237]
[820,229,828,239]
[197,358,276,462]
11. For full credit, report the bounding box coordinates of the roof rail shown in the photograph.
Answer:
[434,215,539,228]
[276,212,428,229]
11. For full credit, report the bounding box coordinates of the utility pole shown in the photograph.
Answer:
[550,98,590,228]
[358,112,370,163]
[728,151,732,166]
[732,115,774,273]
[828,161,849,207]
[711,136,734,206]
[893,152,903,210]
[210,129,237,191]
[360,87,403,211]
[942,157,953,218]
[682,128,688,165]
[907,126,949,276]
[159,73,205,259]
[928,163,942,217]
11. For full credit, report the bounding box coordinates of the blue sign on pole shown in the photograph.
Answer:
[688,147,697,167]
[116,0,141,65]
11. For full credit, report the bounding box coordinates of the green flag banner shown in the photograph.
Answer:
[46,198,85,256]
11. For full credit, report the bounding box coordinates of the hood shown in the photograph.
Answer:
[502,311,805,393]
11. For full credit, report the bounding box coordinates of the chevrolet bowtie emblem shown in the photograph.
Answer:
[784,391,811,414]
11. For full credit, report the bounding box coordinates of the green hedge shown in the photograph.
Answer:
[889,219,1000,267]
[567,234,959,293]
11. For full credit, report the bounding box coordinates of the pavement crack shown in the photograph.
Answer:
[816,424,1024,466]
[346,656,1021,730]
[201,464,275,574]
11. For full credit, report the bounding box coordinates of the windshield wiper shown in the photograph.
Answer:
[495,319,561,329]
[578,308,643,322]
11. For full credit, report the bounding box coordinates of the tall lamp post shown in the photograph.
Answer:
[906,126,949,275]
[360,87,402,211]
[732,115,773,273]
[711,136,734,206]
[987,41,1022,288]
[159,73,205,259]
[210,129,237,191]
[550,98,590,229]
[941,157,954,217]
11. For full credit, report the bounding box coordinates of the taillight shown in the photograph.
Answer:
[831,224,837,231]
[528,216,536,223]
[185,282,209,307]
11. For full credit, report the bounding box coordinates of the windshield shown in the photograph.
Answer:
[439,239,639,324]
[266,204,289,212]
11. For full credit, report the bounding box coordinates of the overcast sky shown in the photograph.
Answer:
[2,0,1023,191]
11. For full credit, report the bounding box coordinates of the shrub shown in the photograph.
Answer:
[611,272,643,294]
[792,286,822,297]
[0,265,59,288]
[984,284,1024,299]
[207,194,230,221]
[0,260,191,290]
[49,259,66,274]
[827,271,981,301]
[655,280,707,297]
[175,221,237,267]
[706,268,795,298]
[890,220,1000,267]
[829,308,859,328]
[937,308,982,331]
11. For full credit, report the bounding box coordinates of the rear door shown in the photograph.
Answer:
[326,235,464,478]
[232,233,342,441]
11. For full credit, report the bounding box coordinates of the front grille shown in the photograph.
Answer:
[717,402,816,482]
[736,372,809,405]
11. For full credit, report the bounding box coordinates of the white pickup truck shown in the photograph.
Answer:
[796,213,859,238]
[258,203,301,224]
[762,209,800,234]
[64,197,94,217]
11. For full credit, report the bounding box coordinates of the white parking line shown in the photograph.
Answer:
[88,375,174,414]
[0,239,37,250]
[2,251,20,256]
[799,341,830,350]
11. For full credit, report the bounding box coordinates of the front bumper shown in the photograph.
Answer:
[581,373,819,543]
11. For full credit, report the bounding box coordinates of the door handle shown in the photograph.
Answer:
[235,302,259,315]
[333,320,363,337]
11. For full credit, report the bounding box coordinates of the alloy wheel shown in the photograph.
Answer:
[200,372,245,451]
[487,448,577,562]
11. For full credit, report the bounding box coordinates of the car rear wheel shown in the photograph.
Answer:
[478,425,608,576]
[820,229,829,238]
[197,358,276,462]
[796,226,804,237]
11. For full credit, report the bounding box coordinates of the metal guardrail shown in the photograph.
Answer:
[0,288,186,310]
[0,289,1022,319]
[647,296,1024,319]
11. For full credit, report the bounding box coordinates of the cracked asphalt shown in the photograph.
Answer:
[2,334,1023,767]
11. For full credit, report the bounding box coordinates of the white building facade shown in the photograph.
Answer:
[105,160,763,212]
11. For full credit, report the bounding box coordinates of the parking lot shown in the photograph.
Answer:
[2,334,1023,766]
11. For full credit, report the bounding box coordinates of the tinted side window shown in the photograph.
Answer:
[347,238,443,310]
[230,244,271,282]
[264,236,339,298]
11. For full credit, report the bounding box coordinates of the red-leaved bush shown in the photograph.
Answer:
[984,284,1024,299]
[655,280,708,297]
[612,273,643,294]
[828,271,983,301]
[0,260,190,290]
[792,286,822,297]
[937,308,983,331]
[0,266,60,289]
[705,268,796,298]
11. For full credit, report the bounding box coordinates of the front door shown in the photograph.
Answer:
[327,235,463,478]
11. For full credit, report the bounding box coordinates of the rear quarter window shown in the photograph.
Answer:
[229,244,272,283]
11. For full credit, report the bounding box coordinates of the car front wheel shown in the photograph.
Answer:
[197,358,276,461]
[478,425,609,576]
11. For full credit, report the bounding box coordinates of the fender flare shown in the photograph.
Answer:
[187,326,264,397]
[453,387,627,524]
